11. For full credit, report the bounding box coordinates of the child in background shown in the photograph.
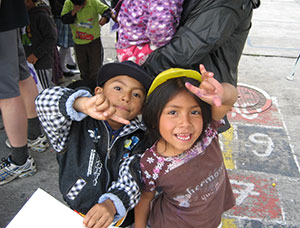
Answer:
[115,0,184,65]
[35,61,153,228]
[23,0,57,89]
[135,64,238,228]
[49,0,77,77]
[61,0,111,82]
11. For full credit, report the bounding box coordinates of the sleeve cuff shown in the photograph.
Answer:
[66,89,91,121]
[98,193,126,222]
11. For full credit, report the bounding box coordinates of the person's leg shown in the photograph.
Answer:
[19,72,50,152]
[74,43,90,80]
[88,38,103,82]
[65,47,77,69]
[2,29,49,152]
[1,96,28,148]
[35,68,55,90]
[52,46,65,85]
[59,47,75,76]
[0,29,28,148]
[59,47,68,71]
[64,23,77,69]
[0,29,37,185]
[19,75,38,118]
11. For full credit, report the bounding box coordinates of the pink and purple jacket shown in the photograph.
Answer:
[116,0,183,50]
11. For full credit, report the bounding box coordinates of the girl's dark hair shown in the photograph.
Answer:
[142,77,212,144]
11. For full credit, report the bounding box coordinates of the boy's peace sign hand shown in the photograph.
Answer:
[73,93,130,125]
[185,64,223,107]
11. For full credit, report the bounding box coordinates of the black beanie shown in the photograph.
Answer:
[97,61,153,91]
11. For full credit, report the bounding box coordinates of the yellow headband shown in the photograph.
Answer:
[147,68,202,97]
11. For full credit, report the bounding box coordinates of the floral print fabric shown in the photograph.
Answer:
[140,120,222,192]
[116,0,183,49]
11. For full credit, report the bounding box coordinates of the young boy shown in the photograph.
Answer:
[35,61,153,228]
[61,0,111,82]
[23,0,57,89]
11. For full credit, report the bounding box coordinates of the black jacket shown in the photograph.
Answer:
[35,86,150,218]
[23,2,57,70]
[57,113,148,215]
[143,0,260,86]
[0,0,29,32]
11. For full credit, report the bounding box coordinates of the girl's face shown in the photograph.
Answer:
[157,91,203,156]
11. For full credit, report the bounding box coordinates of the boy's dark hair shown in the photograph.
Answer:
[70,0,85,5]
[142,77,212,144]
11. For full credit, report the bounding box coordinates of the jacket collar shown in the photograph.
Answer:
[118,116,146,137]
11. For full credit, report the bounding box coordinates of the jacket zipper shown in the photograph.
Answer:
[103,121,142,191]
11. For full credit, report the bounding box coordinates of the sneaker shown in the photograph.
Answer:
[63,71,75,77]
[66,64,77,70]
[5,134,50,152]
[0,156,37,185]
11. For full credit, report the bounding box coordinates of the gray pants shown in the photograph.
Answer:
[0,29,30,99]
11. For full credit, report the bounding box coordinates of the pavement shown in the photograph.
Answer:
[1,0,300,227]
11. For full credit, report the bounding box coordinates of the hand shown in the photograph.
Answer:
[185,64,223,107]
[27,54,38,64]
[99,17,108,26]
[83,200,116,228]
[111,11,118,23]
[74,93,130,125]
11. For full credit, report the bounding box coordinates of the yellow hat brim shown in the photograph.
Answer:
[147,68,202,97]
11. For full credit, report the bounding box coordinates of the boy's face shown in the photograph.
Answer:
[96,75,146,129]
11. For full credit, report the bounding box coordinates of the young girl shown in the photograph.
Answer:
[135,65,238,228]
[115,0,184,65]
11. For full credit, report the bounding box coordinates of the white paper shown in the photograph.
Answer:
[6,188,84,228]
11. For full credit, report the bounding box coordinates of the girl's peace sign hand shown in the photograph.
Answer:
[185,64,223,107]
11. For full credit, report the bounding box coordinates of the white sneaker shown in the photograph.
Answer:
[6,134,49,152]
[0,156,37,185]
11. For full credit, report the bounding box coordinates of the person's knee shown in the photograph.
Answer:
[19,76,38,95]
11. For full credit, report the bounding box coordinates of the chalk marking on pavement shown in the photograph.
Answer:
[227,173,285,224]
[220,126,236,170]
[230,179,260,205]
[224,215,286,225]
[272,97,300,174]
[229,103,284,128]
[248,133,274,157]
[221,218,237,228]
[228,122,282,129]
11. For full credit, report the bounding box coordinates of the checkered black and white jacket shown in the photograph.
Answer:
[35,86,149,222]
